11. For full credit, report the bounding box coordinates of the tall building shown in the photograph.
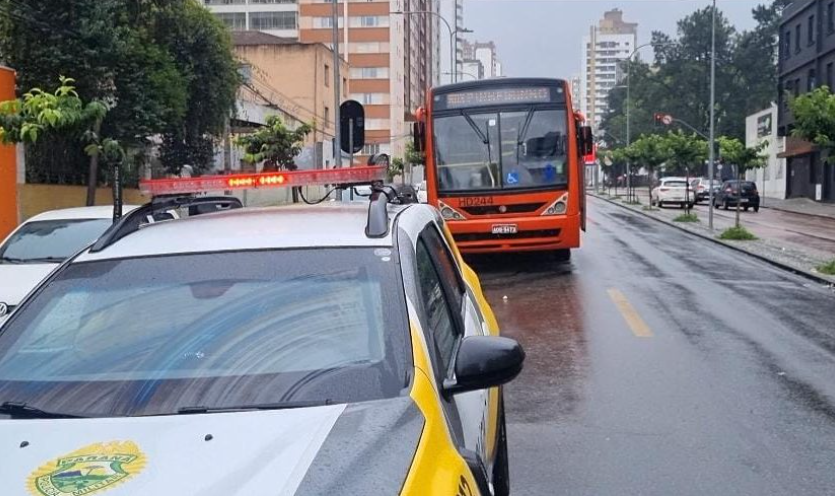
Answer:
[569,75,582,111]
[777,0,835,202]
[461,40,502,79]
[439,0,464,84]
[205,0,299,38]
[580,9,638,130]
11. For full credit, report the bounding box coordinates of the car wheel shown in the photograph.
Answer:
[658,201,664,208]
[688,203,695,210]
[723,201,729,210]
[554,249,571,262]
[754,206,760,213]
[492,399,511,496]
[744,206,750,212]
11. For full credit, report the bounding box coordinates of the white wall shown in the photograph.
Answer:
[745,104,787,200]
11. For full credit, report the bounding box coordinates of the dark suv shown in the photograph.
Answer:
[713,180,760,212]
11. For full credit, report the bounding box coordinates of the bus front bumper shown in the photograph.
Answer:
[447,214,581,254]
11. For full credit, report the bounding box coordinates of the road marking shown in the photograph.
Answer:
[607,288,654,338]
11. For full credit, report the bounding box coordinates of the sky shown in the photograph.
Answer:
[457,0,766,78]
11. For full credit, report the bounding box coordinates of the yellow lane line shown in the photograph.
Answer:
[607,288,654,338]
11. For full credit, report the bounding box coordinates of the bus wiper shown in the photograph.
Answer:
[0,401,88,419]
[517,108,537,145]
[462,112,496,186]
[177,399,333,415]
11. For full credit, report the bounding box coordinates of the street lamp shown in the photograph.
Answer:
[392,10,471,84]
[708,0,718,230]
[625,40,672,203]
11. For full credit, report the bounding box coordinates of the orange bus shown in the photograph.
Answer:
[413,78,593,259]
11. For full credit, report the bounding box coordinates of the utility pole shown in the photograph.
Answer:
[708,0,717,230]
[332,0,342,172]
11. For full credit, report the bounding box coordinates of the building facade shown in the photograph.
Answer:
[205,0,300,39]
[580,9,637,130]
[746,105,787,200]
[777,0,835,202]
[461,40,502,79]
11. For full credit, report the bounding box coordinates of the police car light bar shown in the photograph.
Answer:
[140,166,387,196]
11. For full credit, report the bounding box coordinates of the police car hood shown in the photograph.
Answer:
[0,397,424,495]
[0,263,57,307]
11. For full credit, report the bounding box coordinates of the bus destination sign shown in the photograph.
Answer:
[442,87,555,110]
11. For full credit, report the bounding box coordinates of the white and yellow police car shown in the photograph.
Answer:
[0,166,524,496]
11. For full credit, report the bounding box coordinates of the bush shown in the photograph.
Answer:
[817,259,835,276]
[673,213,699,223]
[718,226,758,241]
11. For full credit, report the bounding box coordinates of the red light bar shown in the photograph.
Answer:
[140,166,387,196]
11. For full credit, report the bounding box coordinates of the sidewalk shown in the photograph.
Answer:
[590,191,835,286]
[761,197,835,221]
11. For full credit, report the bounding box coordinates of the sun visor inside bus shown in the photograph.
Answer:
[433,85,566,112]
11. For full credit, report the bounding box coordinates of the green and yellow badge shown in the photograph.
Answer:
[27,441,147,496]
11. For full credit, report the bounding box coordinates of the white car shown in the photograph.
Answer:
[651,177,696,209]
[0,206,138,318]
[416,180,428,203]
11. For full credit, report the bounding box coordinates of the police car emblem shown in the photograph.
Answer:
[0,302,7,318]
[27,441,147,496]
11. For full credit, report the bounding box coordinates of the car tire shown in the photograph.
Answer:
[744,206,750,212]
[754,206,760,213]
[658,201,664,208]
[554,249,571,262]
[723,201,729,210]
[492,399,511,496]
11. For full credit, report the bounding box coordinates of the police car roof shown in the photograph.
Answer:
[25,205,141,222]
[76,203,412,262]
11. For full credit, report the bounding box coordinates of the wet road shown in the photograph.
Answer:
[469,196,835,496]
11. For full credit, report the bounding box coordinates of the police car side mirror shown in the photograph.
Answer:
[444,336,525,396]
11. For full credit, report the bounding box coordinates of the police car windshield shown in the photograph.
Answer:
[0,249,410,418]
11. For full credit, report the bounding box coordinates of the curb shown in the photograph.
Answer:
[591,194,835,288]
[761,204,835,223]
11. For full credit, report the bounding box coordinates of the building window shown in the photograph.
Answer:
[795,78,801,96]
[324,64,330,87]
[324,106,330,127]
[249,0,297,3]
[809,68,817,91]
[785,31,792,57]
[348,16,389,28]
[351,93,388,104]
[250,11,297,30]
[827,63,833,88]
[808,15,816,45]
[364,119,390,130]
[349,67,389,79]
[214,12,246,30]
[796,24,802,53]
[313,16,343,29]
[205,0,246,5]
[829,2,835,34]
[361,144,381,155]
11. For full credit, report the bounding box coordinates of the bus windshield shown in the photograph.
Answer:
[434,108,568,194]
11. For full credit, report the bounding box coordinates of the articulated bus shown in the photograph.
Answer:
[413,78,593,258]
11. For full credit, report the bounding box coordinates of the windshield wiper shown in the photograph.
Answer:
[0,256,26,264]
[23,256,65,264]
[0,401,87,419]
[462,112,497,187]
[176,399,333,415]
[517,108,537,146]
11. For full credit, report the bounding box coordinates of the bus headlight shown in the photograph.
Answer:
[439,201,466,220]
[542,195,569,216]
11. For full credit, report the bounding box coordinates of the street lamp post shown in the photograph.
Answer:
[708,0,718,230]
[392,10,470,84]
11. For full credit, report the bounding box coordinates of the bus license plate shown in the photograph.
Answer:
[492,224,518,235]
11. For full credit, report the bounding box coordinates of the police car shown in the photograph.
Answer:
[0,166,524,496]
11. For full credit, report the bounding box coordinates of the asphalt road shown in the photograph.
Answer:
[469,196,835,496]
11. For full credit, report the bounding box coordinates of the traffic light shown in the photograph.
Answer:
[654,113,673,126]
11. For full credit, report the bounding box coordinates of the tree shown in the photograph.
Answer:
[0,76,124,204]
[0,0,239,187]
[789,86,835,163]
[625,134,670,206]
[664,131,708,213]
[235,116,312,171]
[719,136,768,226]
[600,148,629,195]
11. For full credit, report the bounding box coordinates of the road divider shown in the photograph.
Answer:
[607,288,654,338]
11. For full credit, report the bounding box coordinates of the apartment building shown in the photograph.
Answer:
[297,0,438,161]
[777,0,835,202]
[205,0,300,39]
[580,9,638,130]
[461,40,502,79]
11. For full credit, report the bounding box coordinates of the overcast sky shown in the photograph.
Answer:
[458,0,765,78]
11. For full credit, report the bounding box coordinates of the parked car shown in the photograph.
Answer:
[691,177,723,204]
[416,180,428,203]
[651,177,695,209]
[0,206,138,318]
[713,180,760,212]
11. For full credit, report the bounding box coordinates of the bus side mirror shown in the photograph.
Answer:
[413,122,426,153]
[579,126,594,156]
